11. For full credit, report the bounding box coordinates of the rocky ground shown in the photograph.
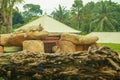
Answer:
[0,46,119,80]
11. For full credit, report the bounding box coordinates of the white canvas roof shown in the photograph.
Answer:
[87,32,120,43]
[16,14,80,34]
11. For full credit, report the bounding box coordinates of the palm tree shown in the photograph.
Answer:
[71,0,83,29]
[80,1,95,33]
[51,5,70,25]
[90,0,117,32]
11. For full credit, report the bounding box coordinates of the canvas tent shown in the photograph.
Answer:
[87,32,120,43]
[15,14,80,34]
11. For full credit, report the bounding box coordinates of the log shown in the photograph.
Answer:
[0,46,120,80]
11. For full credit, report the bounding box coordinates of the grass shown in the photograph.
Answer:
[4,46,22,53]
[99,43,120,53]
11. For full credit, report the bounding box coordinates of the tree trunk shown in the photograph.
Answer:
[0,9,3,33]
[77,11,80,30]
[5,16,12,33]
[0,46,120,80]
[0,21,2,33]
[78,20,80,29]
[1,0,13,33]
[3,9,12,33]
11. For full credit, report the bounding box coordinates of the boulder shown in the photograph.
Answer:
[78,35,99,44]
[60,34,79,44]
[90,43,99,49]
[23,40,44,53]
[14,24,43,33]
[9,33,27,46]
[60,34,99,45]
[9,30,48,46]
[26,30,48,40]
[54,40,76,53]
[75,43,99,52]
[0,46,119,80]
[0,34,11,46]
[52,46,61,53]
[0,46,3,54]
[75,45,84,51]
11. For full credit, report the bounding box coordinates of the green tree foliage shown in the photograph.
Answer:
[0,0,119,34]
[89,1,118,32]
[0,0,24,33]
[22,4,42,23]
[108,1,120,31]
[51,5,71,25]
[51,0,120,34]
[71,0,83,30]
[12,11,24,29]
[79,0,120,33]
[80,1,95,33]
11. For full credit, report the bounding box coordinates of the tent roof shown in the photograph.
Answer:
[87,32,120,43]
[15,14,80,34]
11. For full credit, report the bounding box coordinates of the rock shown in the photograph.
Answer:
[56,40,76,53]
[14,24,43,33]
[90,43,99,49]
[75,43,99,52]
[0,46,119,80]
[9,33,27,46]
[78,35,99,45]
[0,46,3,54]
[9,30,48,46]
[60,34,99,45]
[52,46,61,53]
[0,34,11,46]
[23,40,44,53]
[60,34,79,44]
[26,30,48,40]
[28,24,43,32]
[76,45,85,51]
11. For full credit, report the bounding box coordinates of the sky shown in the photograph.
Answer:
[17,0,120,14]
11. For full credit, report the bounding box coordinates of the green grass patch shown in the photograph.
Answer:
[4,46,22,53]
[99,43,120,53]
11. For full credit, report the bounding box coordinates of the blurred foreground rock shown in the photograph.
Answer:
[0,46,119,80]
